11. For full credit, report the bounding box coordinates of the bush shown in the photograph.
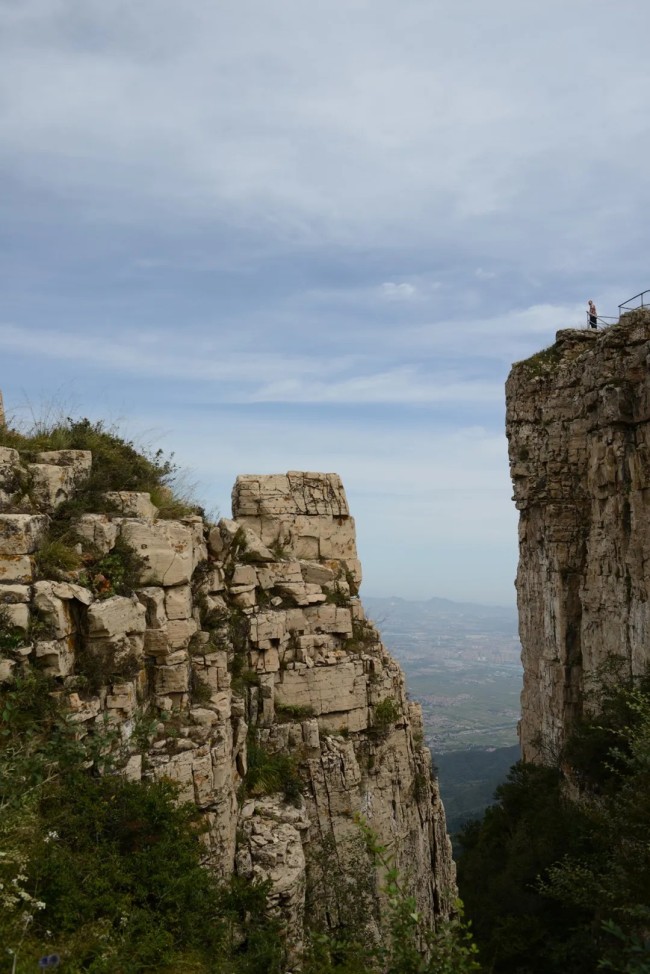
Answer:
[456,669,650,974]
[372,697,400,735]
[35,537,82,577]
[244,738,303,807]
[1,415,198,522]
[83,536,148,598]
[0,665,286,973]
[275,703,315,722]
[304,820,480,974]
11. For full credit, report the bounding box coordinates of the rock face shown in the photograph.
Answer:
[506,309,650,761]
[0,453,455,953]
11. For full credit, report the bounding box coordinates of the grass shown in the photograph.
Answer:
[517,343,563,376]
[1,415,199,521]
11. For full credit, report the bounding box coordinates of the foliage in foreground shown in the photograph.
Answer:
[303,818,480,974]
[1,664,480,973]
[456,668,650,974]
[0,668,283,974]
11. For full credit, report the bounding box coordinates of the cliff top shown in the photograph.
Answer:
[510,307,650,383]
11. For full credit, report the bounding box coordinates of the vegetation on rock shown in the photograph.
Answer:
[456,668,650,973]
[0,667,283,974]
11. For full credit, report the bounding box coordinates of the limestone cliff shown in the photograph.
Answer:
[0,455,454,954]
[506,308,650,762]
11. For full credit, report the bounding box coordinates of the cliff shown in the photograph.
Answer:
[506,308,650,762]
[0,447,454,956]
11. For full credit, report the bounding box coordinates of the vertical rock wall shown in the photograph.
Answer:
[0,456,455,953]
[506,310,650,761]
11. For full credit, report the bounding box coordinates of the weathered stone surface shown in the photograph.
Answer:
[299,560,337,585]
[165,584,192,620]
[236,798,308,963]
[33,580,91,639]
[35,449,92,471]
[87,596,146,640]
[506,309,650,761]
[119,519,194,586]
[136,586,167,628]
[234,472,350,518]
[232,473,362,587]
[72,513,118,555]
[167,617,197,649]
[29,452,92,510]
[154,662,190,694]
[210,519,274,562]
[0,583,30,604]
[0,554,33,583]
[2,603,29,629]
[35,638,75,677]
[0,657,16,683]
[0,514,48,554]
[0,446,20,466]
[275,660,367,717]
[1,449,454,949]
[103,491,158,519]
[0,447,23,509]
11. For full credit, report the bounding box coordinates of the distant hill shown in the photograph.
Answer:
[363,594,519,638]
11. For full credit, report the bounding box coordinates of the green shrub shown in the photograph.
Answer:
[325,585,349,607]
[456,669,650,974]
[275,702,315,722]
[244,738,303,807]
[35,537,82,577]
[191,671,214,704]
[371,697,400,735]
[74,643,141,695]
[85,536,147,598]
[1,415,198,523]
[0,665,285,973]
[0,606,27,653]
[304,820,480,974]
[344,618,377,654]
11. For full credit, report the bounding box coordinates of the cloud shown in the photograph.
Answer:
[0,321,503,405]
[2,0,650,604]
[380,282,418,300]
[2,0,650,261]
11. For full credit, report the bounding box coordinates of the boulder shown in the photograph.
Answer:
[0,514,48,554]
[103,491,158,519]
[119,519,194,586]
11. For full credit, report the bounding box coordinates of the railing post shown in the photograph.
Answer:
[0,390,5,429]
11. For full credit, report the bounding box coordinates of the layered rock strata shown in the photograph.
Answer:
[506,309,650,761]
[0,454,454,952]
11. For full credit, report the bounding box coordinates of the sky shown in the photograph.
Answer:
[2,0,650,605]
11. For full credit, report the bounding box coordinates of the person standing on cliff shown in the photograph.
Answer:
[588,300,598,329]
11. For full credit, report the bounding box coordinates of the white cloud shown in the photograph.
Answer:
[380,282,418,300]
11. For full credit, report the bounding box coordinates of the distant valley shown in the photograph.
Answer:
[362,595,523,830]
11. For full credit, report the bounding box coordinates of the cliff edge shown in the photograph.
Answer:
[0,450,454,957]
[506,308,650,761]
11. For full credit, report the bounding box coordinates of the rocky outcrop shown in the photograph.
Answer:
[0,451,455,953]
[506,309,650,761]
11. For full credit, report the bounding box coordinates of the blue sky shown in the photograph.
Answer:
[2,0,650,604]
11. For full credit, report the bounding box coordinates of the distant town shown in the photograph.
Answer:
[362,596,522,753]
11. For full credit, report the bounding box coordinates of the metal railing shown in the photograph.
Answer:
[619,290,650,313]
[584,312,618,329]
